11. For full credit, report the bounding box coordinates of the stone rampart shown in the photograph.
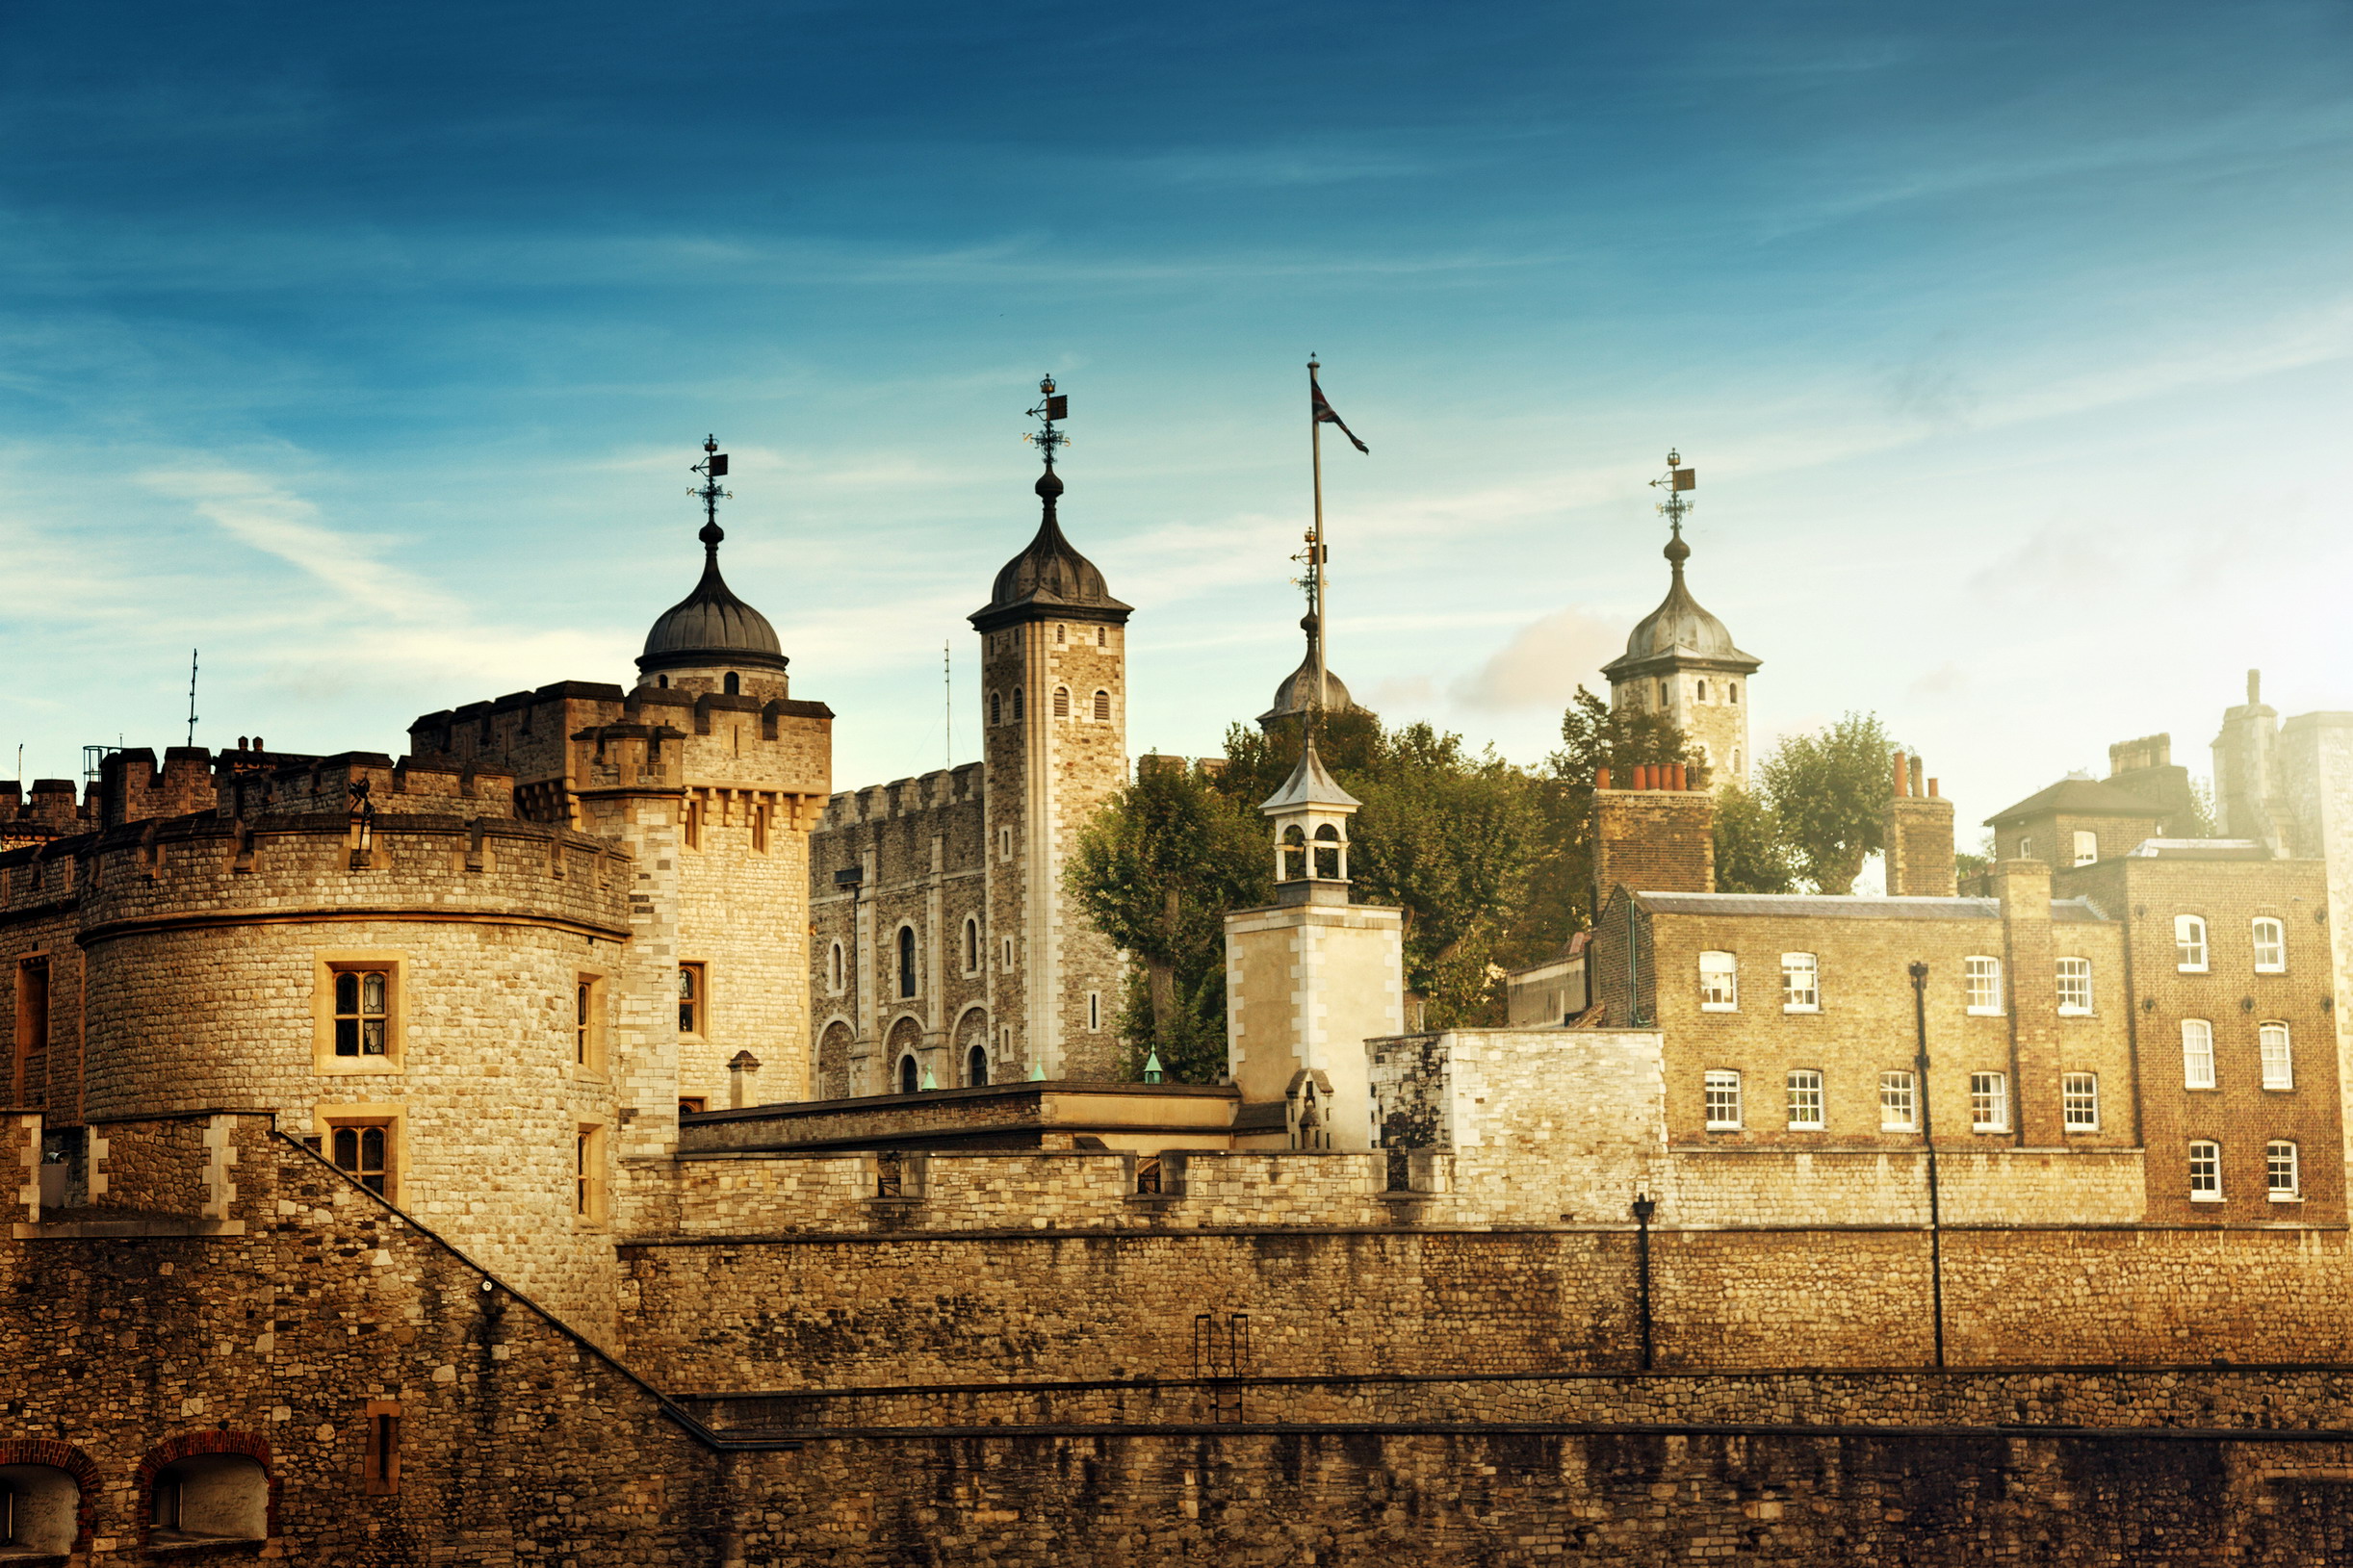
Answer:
[619,1221,2353,1393]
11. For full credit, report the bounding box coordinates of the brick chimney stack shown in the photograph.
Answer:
[1883,750,1957,897]
[1591,764,1715,898]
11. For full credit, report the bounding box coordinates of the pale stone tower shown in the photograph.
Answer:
[968,392,1133,1081]
[1224,738,1404,1150]
[1601,475,1760,789]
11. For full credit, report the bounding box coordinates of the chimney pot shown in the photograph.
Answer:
[1892,752,1909,798]
[1595,766,1611,791]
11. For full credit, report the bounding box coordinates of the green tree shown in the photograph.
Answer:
[1492,687,1702,967]
[1221,713,1543,1026]
[1756,712,1892,894]
[1065,758,1269,1083]
[1712,783,1796,893]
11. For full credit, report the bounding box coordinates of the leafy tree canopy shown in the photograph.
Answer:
[1755,711,1892,894]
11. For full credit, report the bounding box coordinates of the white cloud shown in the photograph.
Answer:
[1449,607,1623,713]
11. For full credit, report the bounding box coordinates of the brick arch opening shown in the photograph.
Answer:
[134,1432,277,1549]
[955,1006,991,1086]
[0,1439,100,1557]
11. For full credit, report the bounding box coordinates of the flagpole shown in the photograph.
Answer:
[1308,356,1329,720]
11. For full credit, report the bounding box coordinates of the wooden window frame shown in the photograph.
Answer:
[1964,956,2004,1015]
[2062,1071,2099,1131]
[2056,957,2093,1015]
[2182,1018,2216,1090]
[1784,1068,1824,1130]
[2260,1021,2293,1091]
[2252,916,2287,973]
[2267,1140,2301,1201]
[311,952,407,1074]
[1698,952,1738,1012]
[315,1104,402,1204]
[1879,1070,1916,1131]
[2187,1139,2222,1201]
[573,972,608,1076]
[1780,952,1819,1013]
[1703,1069,1742,1130]
[1968,1071,2009,1133]
[678,963,707,1036]
[576,1122,608,1222]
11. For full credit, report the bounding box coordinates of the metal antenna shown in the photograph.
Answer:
[185,649,199,747]
[688,435,732,548]
[944,641,953,769]
[1648,447,1696,544]
[1022,375,1069,467]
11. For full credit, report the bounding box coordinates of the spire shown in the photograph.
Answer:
[1260,732,1361,908]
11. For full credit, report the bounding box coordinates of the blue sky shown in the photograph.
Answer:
[5,0,2351,842]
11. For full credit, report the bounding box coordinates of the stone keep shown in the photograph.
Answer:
[1225,738,1403,1149]
[807,456,1133,1092]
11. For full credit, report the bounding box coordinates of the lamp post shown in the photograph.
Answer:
[1910,961,1946,1370]
[1630,1192,1658,1372]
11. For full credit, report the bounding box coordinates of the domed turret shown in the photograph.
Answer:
[1601,470,1761,788]
[1258,613,1362,731]
[637,518,789,677]
[971,464,1132,633]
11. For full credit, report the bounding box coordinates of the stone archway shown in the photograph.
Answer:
[817,1020,854,1100]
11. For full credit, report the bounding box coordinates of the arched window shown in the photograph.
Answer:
[897,926,917,998]
[1696,678,1709,701]
[1055,624,1066,645]
[898,1054,920,1094]
[963,917,980,974]
[658,674,669,688]
[0,1458,84,1555]
[1012,688,1024,723]
[968,1044,989,1086]
[827,940,844,993]
[1728,681,1740,704]
[1093,688,1110,722]
[150,1453,269,1547]
[723,672,740,695]
[989,691,1002,726]
[1657,680,1668,706]
[1053,686,1071,719]
[2253,916,2287,972]
[2176,914,2209,971]
[1096,627,1106,647]
[1312,822,1342,879]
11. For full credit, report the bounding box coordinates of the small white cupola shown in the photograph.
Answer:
[1260,735,1361,906]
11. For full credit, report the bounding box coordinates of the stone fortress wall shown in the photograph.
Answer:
[2,748,635,1330]
[807,763,994,1099]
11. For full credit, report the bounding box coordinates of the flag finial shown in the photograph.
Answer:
[1648,447,1696,566]
[689,435,732,553]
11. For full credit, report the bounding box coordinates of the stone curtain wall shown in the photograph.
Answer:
[618,1223,2353,1393]
[727,1429,2353,1567]
[0,1116,721,1566]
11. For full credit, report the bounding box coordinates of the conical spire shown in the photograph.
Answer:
[1260,733,1361,815]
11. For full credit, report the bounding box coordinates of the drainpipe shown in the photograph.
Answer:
[1630,1192,1657,1371]
[1910,960,1946,1369]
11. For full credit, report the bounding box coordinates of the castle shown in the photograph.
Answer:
[9,411,2353,1565]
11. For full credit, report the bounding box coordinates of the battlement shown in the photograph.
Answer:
[820,761,987,829]
[212,750,517,821]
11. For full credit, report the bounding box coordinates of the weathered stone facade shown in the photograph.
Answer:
[807,461,1130,1094]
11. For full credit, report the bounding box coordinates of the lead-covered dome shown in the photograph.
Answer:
[638,521,790,676]
[1601,529,1759,677]
[971,467,1132,632]
[1258,613,1362,730]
